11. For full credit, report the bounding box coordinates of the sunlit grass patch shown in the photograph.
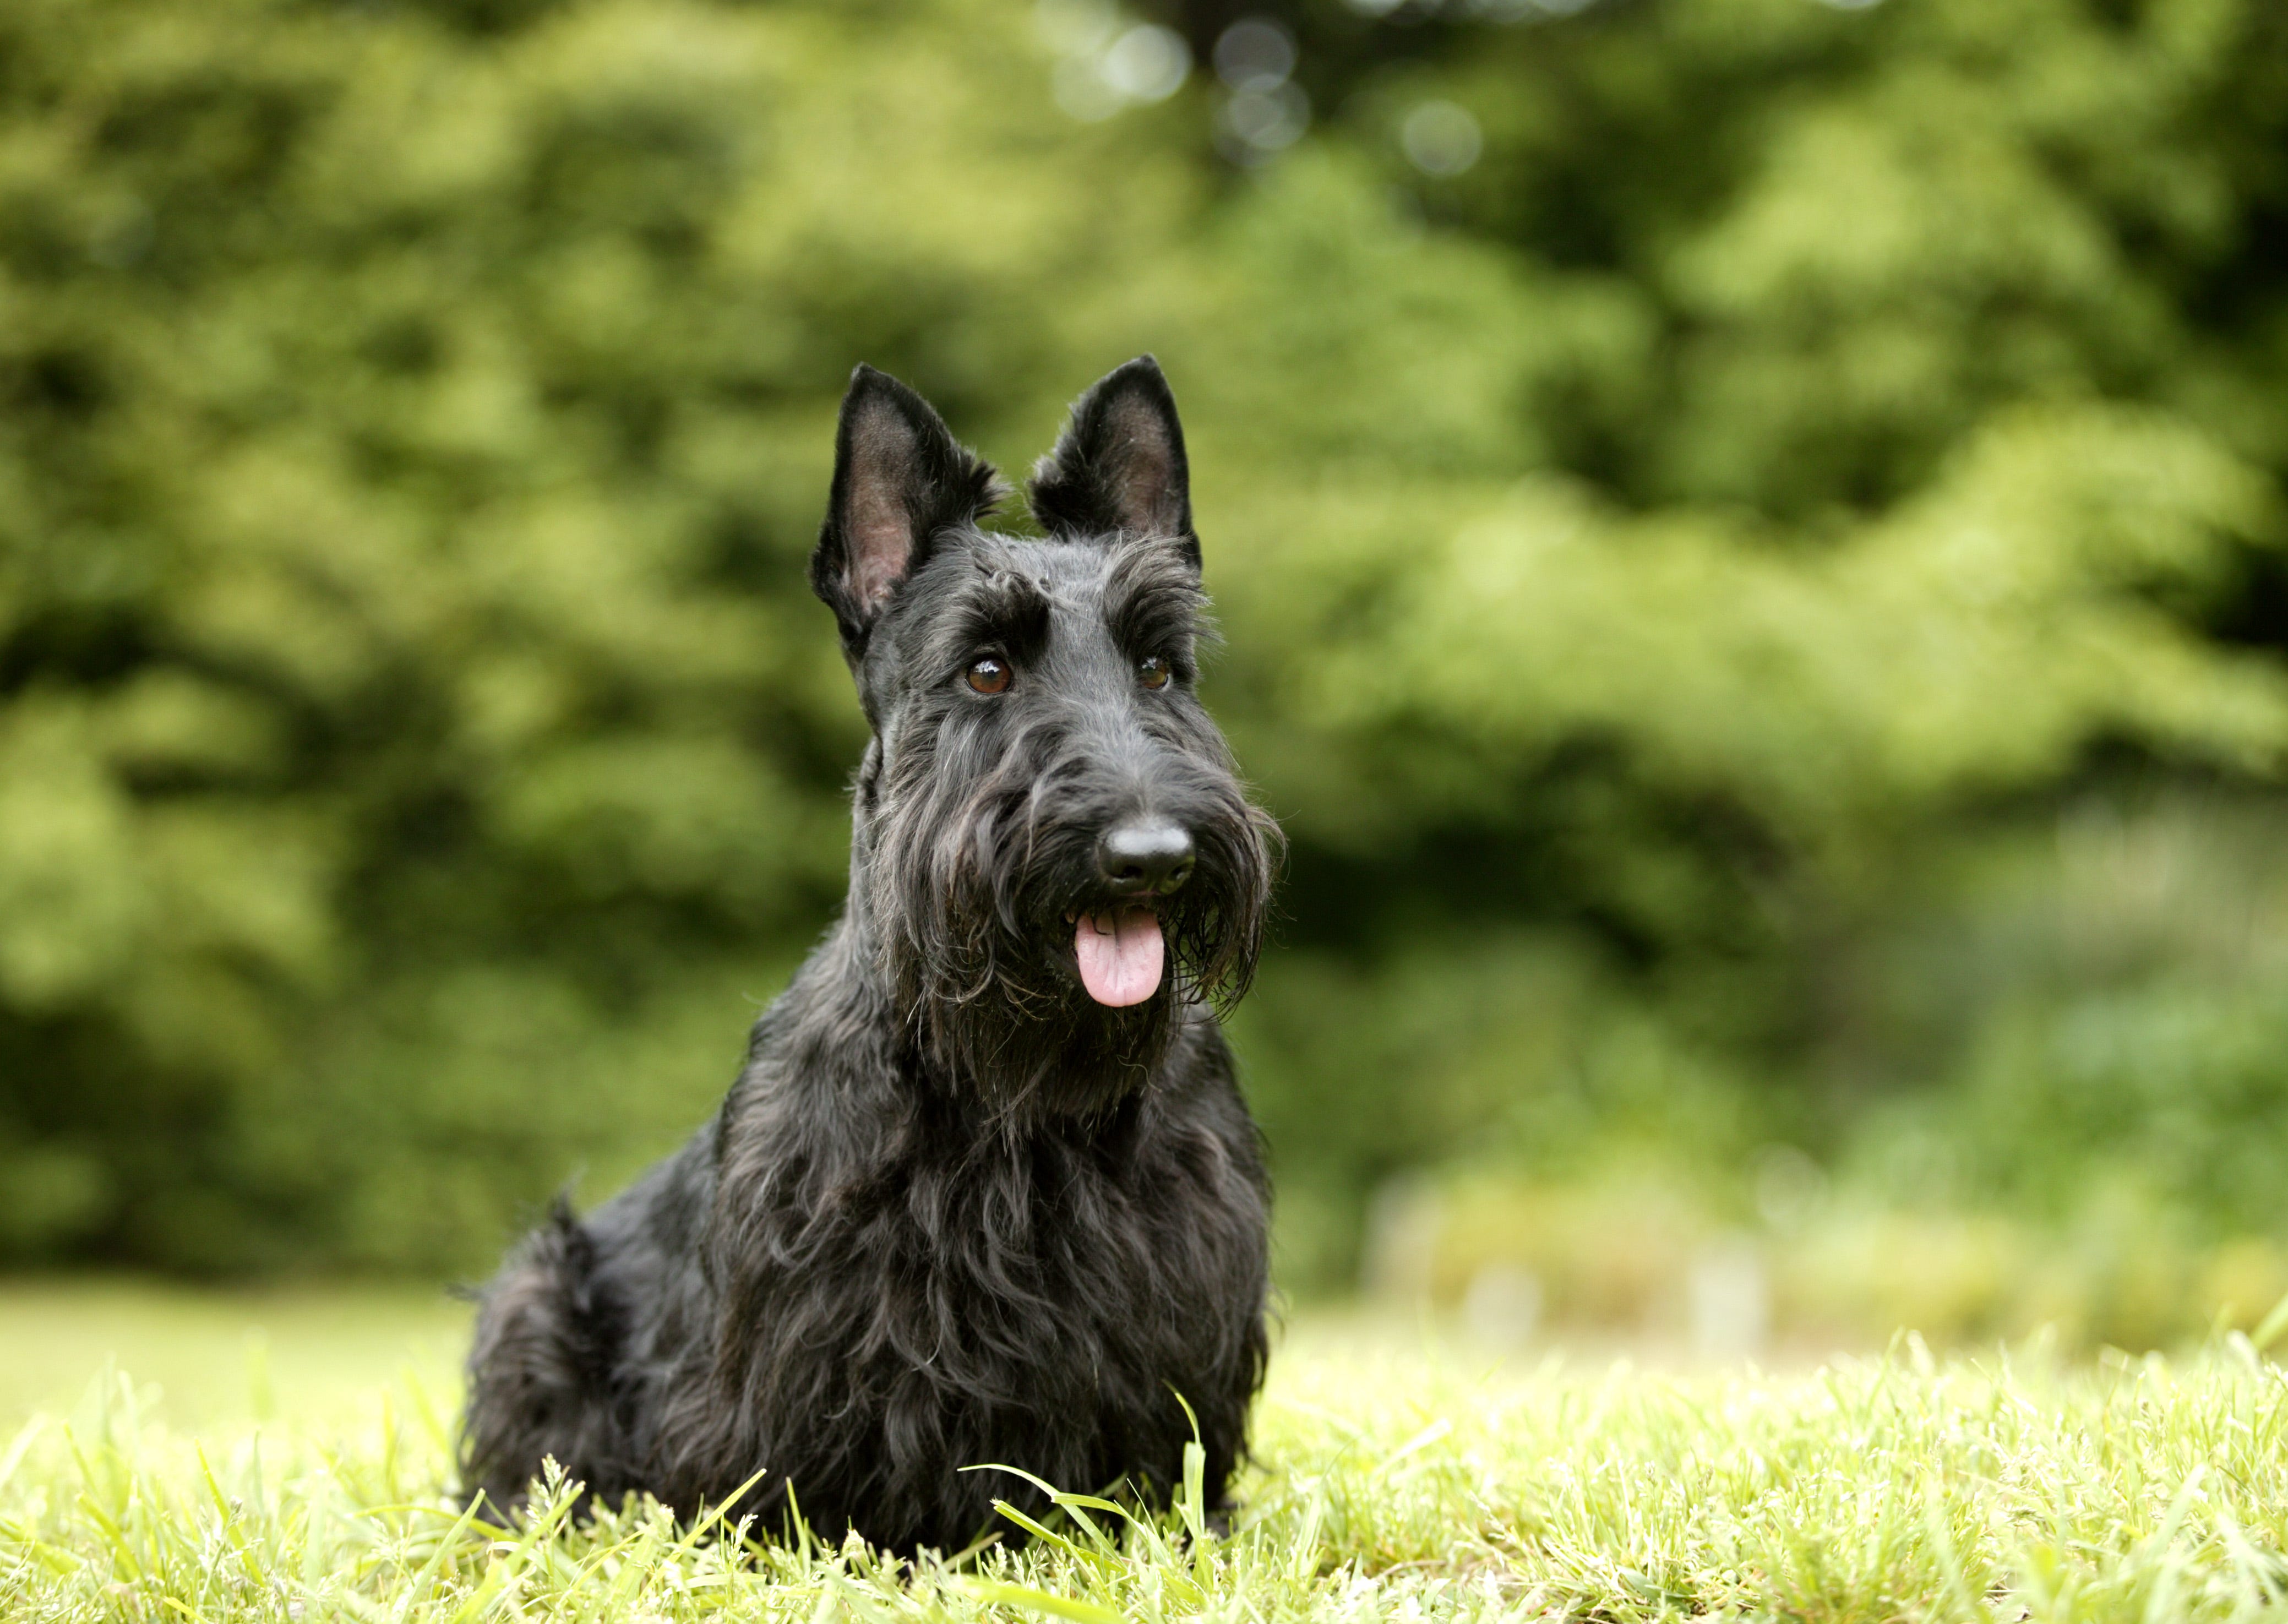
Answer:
[6,1322,2288,1622]
[0,1279,469,1429]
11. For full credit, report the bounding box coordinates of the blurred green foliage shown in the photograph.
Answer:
[2,0,2287,1283]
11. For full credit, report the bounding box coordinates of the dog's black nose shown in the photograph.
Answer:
[1098,820,1196,896]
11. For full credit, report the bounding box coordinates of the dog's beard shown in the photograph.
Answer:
[868,773,1272,1119]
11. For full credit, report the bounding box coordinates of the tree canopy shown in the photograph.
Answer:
[2,0,2285,1277]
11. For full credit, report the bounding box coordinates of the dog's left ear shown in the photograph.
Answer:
[1028,356,1199,569]
[811,364,1005,656]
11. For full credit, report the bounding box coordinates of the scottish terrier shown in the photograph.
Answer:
[462,358,1279,1553]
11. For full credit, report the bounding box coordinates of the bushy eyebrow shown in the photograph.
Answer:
[1101,538,1207,669]
[929,557,1052,670]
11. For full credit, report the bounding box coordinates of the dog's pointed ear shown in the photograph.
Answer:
[1028,356,1199,568]
[810,365,1005,652]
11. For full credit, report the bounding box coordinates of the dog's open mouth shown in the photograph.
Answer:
[1072,904,1164,1006]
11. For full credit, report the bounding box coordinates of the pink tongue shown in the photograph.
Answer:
[1075,908,1165,1006]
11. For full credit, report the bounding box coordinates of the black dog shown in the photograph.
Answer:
[462,358,1278,1553]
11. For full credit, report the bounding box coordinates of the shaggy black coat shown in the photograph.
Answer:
[461,357,1277,1554]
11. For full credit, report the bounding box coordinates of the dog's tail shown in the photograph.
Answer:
[458,1197,633,1521]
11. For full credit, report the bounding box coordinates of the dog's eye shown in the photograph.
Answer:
[1137,655,1172,690]
[965,656,1011,695]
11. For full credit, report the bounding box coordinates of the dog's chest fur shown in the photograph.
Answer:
[472,942,1270,1551]
[694,1002,1261,1540]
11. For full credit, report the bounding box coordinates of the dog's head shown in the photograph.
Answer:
[809,358,1277,1112]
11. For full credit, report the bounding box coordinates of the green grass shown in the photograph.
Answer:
[4,1288,2288,1621]
[0,1279,470,1429]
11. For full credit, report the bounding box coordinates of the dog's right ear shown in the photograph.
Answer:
[810,365,1004,656]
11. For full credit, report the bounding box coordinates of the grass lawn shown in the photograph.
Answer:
[0,1279,471,1430]
[3,1284,2287,1621]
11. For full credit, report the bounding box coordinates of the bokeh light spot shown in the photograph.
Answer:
[1043,4,1187,122]
[1102,24,1190,104]
[1213,17,1297,93]
[1400,100,1483,177]
[1219,83,1311,164]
